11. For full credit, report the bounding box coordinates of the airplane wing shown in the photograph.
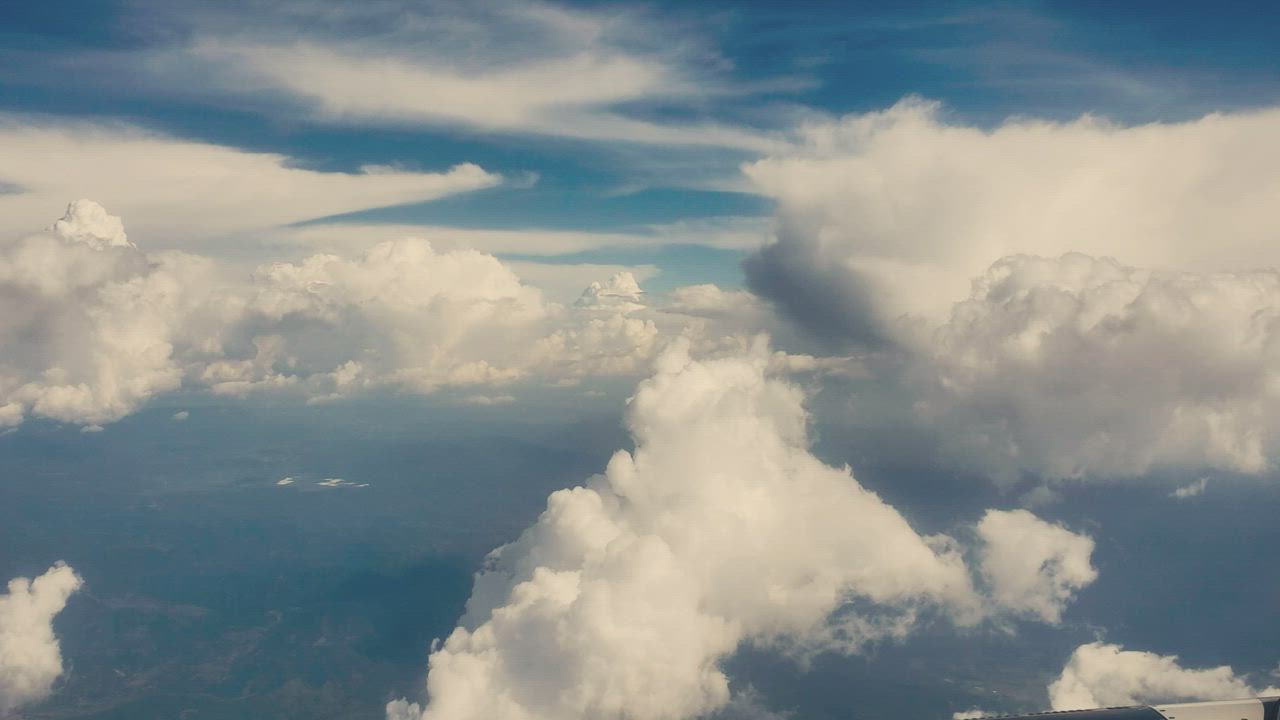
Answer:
[997,698,1280,720]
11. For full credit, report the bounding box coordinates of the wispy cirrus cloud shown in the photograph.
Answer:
[274,215,772,258]
[101,0,791,152]
[0,115,500,249]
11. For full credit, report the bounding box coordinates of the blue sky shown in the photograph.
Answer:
[3,0,1278,284]
[2,2,1280,720]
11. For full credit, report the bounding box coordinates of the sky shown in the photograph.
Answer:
[1,1,1280,719]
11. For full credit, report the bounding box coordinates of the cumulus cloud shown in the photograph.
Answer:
[0,117,499,248]
[509,264,659,306]
[1048,642,1280,710]
[0,202,699,428]
[743,101,1280,481]
[745,100,1280,342]
[215,238,554,396]
[575,272,646,310]
[1171,477,1210,499]
[666,284,785,340]
[953,709,995,719]
[387,342,1095,720]
[975,510,1096,624]
[0,563,83,714]
[920,253,1280,481]
[0,200,224,426]
[662,285,844,375]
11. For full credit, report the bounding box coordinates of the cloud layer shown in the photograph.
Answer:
[1049,642,1280,710]
[0,563,83,714]
[388,342,1095,720]
[0,201,676,427]
[0,117,498,248]
[0,201,823,428]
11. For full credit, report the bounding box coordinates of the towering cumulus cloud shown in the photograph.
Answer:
[387,342,1097,720]
[922,254,1280,480]
[0,200,219,427]
[745,101,1280,341]
[210,239,552,395]
[0,563,83,714]
[1048,642,1280,710]
[743,102,1280,481]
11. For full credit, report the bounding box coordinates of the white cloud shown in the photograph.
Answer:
[743,102,1280,481]
[48,198,131,250]
[226,259,662,396]
[200,248,665,397]
[276,477,295,486]
[459,394,517,407]
[171,410,190,421]
[277,224,653,259]
[1171,477,1210,499]
[0,201,222,426]
[707,687,795,720]
[316,478,367,488]
[275,216,772,259]
[663,285,837,369]
[953,709,995,719]
[0,202,676,428]
[666,284,778,332]
[128,2,782,152]
[197,41,671,128]
[0,200,896,431]
[0,117,499,249]
[507,264,659,306]
[574,271,646,310]
[1018,485,1062,510]
[0,563,83,714]
[975,509,1096,624]
[745,100,1280,343]
[387,341,1097,720]
[919,253,1280,481]
[223,237,552,395]
[1048,642,1280,710]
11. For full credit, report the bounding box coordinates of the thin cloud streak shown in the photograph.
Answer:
[115,0,792,152]
[0,115,501,249]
